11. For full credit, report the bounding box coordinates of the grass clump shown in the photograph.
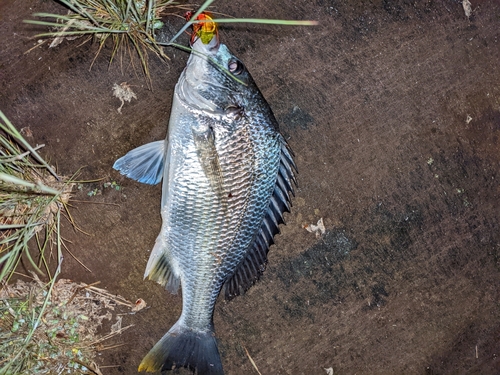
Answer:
[0,110,71,374]
[24,0,318,86]
[0,111,140,374]
[0,277,137,375]
[24,0,182,84]
[0,111,73,283]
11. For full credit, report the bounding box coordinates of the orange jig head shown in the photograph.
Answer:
[184,11,219,46]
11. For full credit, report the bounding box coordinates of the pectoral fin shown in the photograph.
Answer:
[192,126,225,198]
[113,140,165,185]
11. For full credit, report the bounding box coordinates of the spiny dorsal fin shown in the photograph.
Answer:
[223,139,297,299]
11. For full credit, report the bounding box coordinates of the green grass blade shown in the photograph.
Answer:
[0,223,42,229]
[165,42,247,86]
[194,18,319,26]
[24,19,118,33]
[168,0,217,44]
[146,0,153,33]
[0,111,58,179]
[0,173,60,195]
[29,12,80,21]
[57,0,100,26]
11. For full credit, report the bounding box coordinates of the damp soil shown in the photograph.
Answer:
[1,0,500,374]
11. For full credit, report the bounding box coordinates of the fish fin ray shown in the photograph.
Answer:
[139,321,223,374]
[223,138,297,300]
[145,239,180,294]
[113,140,165,185]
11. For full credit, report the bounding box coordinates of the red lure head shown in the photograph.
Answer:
[184,11,219,46]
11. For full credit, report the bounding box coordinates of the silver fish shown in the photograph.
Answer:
[113,18,296,375]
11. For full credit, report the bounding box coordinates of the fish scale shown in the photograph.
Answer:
[164,109,279,329]
[113,14,296,375]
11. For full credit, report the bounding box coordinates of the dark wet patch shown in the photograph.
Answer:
[363,283,389,310]
[270,202,428,318]
[276,230,356,286]
[272,230,356,317]
[279,105,315,130]
[381,0,433,21]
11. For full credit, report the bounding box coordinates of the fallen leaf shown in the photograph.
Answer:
[110,316,122,333]
[113,82,137,114]
[463,0,472,18]
[132,298,147,312]
[304,217,325,238]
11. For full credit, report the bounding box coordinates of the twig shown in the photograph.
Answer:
[24,39,47,54]
[84,324,134,347]
[70,199,121,207]
[243,346,262,375]
[66,281,101,305]
[60,238,92,272]
[72,359,103,375]
[95,342,126,351]
[84,286,135,308]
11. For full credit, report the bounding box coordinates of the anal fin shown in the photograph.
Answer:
[145,237,180,294]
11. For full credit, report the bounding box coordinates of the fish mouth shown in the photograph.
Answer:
[186,12,220,50]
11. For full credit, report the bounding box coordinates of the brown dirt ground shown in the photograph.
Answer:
[1,0,499,374]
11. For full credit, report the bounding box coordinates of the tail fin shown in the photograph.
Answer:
[138,321,223,374]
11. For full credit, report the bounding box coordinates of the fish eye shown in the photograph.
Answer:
[228,59,244,75]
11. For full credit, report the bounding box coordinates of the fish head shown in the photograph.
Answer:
[180,13,270,122]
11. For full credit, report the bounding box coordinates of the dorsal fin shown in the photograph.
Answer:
[222,139,297,299]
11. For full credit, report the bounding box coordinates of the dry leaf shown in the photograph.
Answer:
[110,316,122,333]
[304,217,326,238]
[463,0,472,18]
[113,82,137,114]
[132,298,147,312]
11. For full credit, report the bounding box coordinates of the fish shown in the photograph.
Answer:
[113,13,296,375]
